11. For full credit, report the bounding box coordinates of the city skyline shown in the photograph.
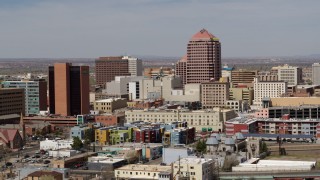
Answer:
[0,0,320,58]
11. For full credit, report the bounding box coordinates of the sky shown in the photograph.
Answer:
[0,0,320,58]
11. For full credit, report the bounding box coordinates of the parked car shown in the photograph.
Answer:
[5,162,12,167]
[44,160,51,164]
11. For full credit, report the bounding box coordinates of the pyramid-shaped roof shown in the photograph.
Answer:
[191,29,217,40]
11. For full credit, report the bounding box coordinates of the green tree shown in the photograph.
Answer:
[196,140,207,154]
[259,141,268,154]
[83,129,94,150]
[71,136,83,151]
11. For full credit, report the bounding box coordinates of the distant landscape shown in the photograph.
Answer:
[0,55,319,75]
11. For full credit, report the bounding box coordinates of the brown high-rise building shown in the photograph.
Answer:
[95,56,131,87]
[49,63,89,116]
[176,29,221,84]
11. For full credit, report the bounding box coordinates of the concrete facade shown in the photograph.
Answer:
[201,82,229,108]
[229,87,254,105]
[253,78,287,104]
[173,158,214,180]
[231,70,258,87]
[125,108,237,131]
[312,63,320,85]
[94,98,127,113]
[272,64,303,86]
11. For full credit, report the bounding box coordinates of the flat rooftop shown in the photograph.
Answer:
[96,98,125,103]
[116,164,171,172]
[177,157,213,165]
[88,156,125,164]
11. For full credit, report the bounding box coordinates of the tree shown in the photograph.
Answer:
[222,154,239,172]
[83,129,94,150]
[259,141,268,154]
[196,140,207,154]
[71,136,83,151]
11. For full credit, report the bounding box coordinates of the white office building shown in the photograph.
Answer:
[123,56,143,76]
[272,64,302,86]
[253,77,287,104]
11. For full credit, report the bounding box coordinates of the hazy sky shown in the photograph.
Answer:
[0,0,320,58]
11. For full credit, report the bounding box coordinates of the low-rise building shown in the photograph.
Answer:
[94,113,125,126]
[40,139,73,150]
[162,145,195,165]
[26,170,63,180]
[94,98,128,114]
[115,164,172,180]
[125,108,237,131]
[172,158,214,180]
[70,125,90,140]
[0,129,23,149]
[48,149,77,158]
[87,156,127,171]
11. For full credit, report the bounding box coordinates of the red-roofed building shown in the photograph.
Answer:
[0,129,23,149]
[176,29,221,84]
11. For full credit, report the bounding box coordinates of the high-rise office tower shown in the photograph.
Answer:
[176,29,221,84]
[49,63,89,116]
[95,56,142,87]
[312,63,320,85]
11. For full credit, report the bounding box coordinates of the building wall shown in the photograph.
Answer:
[274,64,303,86]
[173,159,214,180]
[125,109,237,131]
[54,63,70,116]
[95,56,131,87]
[126,56,143,76]
[312,63,320,85]
[95,128,110,145]
[201,82,229,108]
[231,70,257,87]
[229,87,254,105]
[94,115,119,126]
[94,98,127,113]
[270,97,320,107]
[253,78,287,103]
[0,88,25,116]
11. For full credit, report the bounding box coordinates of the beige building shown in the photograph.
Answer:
[94,98,127,113]
[0,88,25,116]
[125,108,237,131]
[201,82,229,109]
[229,87,254,105]
[270,97,320,107]
[231,70,258,87]
[173,158,214,180]
[272,64,303,86]
[141,75,200,102]
[115,164,172,180]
